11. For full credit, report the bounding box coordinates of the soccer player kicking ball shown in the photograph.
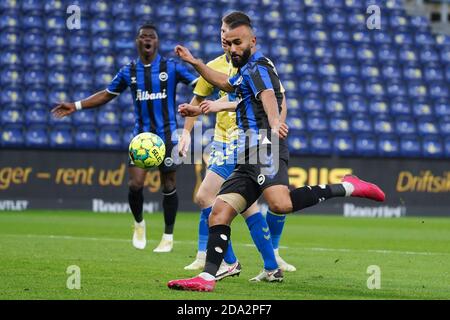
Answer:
[168,17,385,292]
[51,23,197,253]
[178,12,295,282]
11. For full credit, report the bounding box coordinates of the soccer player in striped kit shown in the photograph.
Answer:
[52,23,197,253]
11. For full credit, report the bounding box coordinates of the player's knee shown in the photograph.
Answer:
[128,179,144,190]
[268,201,292,215]
[194,190,214,208]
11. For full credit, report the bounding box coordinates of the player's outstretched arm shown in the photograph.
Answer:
[199,96,238,114]
[259,90,288,139]
[51,90,116,118]
[174,45,234,92]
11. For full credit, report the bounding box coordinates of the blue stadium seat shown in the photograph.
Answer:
[22,15,44,30]
[439,119,450,136]
[325,95,346,114]
[339,61,359,78]
[329,117,350,133]
[90,18,110,34]
[288,134,309,155]
[378,136,399,157]
[400,136,421,158]
[24,51,45,69]
[90,0,110,14]
[377,44,398,62]
[318,61,338,77]
[97,109,120,127]
[373,31,393,45]
[428,82,448,99]
[44,0,65,15]
[24,88,47,108]
[398,46,418,63]
[403,64,423,80]
[50,126,73,148]
[1,108,23,126]
[365,80,385,97]
[420,46,439,63]
[440,46,450,63]
[417,119,439,136]
[74,126,97,149]
[306,115,328,132]
[45,16,66,33]
[314,42,334,60]
[321,77,341,95]
[291,41,313,58]
[71,71,93,87]
[1,125,24,147]
[24,69,46,87]
[386,80,407,98]
[353,31,372,44]
[335,43,355,60]
[412,100,434,118]
[301,94,323,113]
[99,128,122,150]
[343,77,364,96]
[333,134,354,156]
[391,99,411,116]
[374,118,394,135]
[395,117,416,135]
[0,88,21,108]
[73,110,97,127]
[347,96,369,114]
[310,133,331,155]
[121,110,135,129]
[444,138,450,158]
[434,99,450,117]
[381,63,402,80]
[26,126,48,148]
[122,130,134,149]
[422,136,443,158]
[369,100,390,116]
[0,51,20,67]
[360,64,380,80]
[70,33,91,52]
[394,32,413,45]
[408,81,428,99]
[0,68,21,87]
[112,1,132,17]
[355,134,377,156]
[0,31,21,48]
[295,58,316,76]
[298,76,320,94]
[26,108,48,126]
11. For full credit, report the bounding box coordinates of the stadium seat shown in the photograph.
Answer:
[310,133,331,155]
[400,136,421,158]
[121,110,135,128]
[329,117,350,133]
[445,139,450,158]
[50,127,73,149]
[339,61,359,78]
[26,126,49,148]
[439,119,450,137]
[395,117,416,135]
[287,134,309,155]
[434,99,450,117]
[412,100,434,118]
[417,119,439,136]
[74,126,97,149]
[1,108,23,126]
[26,108,48,126]
[99,128,122,150]
[325,95,346,114]
[381,63,403,81]
[1,125,24,148]
[422,136,443,158]
[306,115,328,132]
[391,99,411,116]
[355,134,377,157]
[374,118,394,135]
[378,136,400,157]
[333,134,354,156]
[347,96,369,114]
[369,100,390,117]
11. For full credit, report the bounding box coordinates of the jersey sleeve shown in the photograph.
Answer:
[228,73,242,89]
[106,65,129,95]
[247,64,278,99]
[193,75,215,97]
[175,62,198,87]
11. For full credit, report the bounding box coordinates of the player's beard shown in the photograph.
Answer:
[231,46,252,68]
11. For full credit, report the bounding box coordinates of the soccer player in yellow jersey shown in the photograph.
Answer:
[177,12,295,282]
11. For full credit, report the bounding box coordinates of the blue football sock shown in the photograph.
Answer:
[266,210,286,250]
[246,212,278,271]
[223,240,237,264]
[198,207,211,252]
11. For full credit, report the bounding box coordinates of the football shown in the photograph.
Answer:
[128,132,166,169]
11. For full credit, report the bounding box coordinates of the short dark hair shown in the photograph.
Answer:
[222,11,252,30]
[137,22,158,36]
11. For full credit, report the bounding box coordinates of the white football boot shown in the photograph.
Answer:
[132,220,146,250]
[249,268,284,282]
[153,233,173,253]
[184,251,206,270]
[215,260,242,281]
[274,249,297,272]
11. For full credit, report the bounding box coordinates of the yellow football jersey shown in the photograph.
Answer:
[193,54,238,143]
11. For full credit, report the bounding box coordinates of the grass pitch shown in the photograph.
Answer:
[0,210,449,300]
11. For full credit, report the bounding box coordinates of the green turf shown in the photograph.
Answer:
[0,210,449,300]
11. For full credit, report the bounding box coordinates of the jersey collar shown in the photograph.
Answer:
[138,54,161,67]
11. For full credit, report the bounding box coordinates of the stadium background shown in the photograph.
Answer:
[0,0,448,216]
